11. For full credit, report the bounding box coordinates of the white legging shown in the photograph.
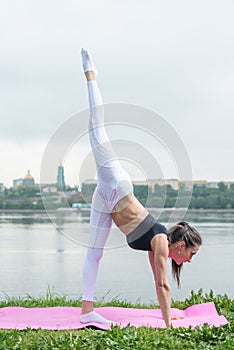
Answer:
[82,80,133,301]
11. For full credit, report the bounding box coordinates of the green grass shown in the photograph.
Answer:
[0,289,233,349]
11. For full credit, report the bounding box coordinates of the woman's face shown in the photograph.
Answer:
[170,242,200,265]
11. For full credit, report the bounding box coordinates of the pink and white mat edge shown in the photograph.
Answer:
[0,302,228,330]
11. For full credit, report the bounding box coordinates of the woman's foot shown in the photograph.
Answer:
[81,48,97,75]
[80,300,113,324]
[80,310,113,324]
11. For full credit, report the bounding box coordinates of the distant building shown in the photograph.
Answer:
[23,170,35,186]
[0,183,4,193]
[56,165,66,191]
[41,184,58,193]
[13,170,35,187]
[132,179,221,192]
[180,180,207,190]
[81,179,97,198]
[206,181,219,189]
[223,181,234,188]
[207,181,234,189]
[13,178,24,187]
[133,179,179,192]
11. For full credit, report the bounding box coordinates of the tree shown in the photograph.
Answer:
[218,182,227,193]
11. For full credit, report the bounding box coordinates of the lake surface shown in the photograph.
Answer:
[0,210,233,303]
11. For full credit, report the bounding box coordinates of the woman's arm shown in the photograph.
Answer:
[149,235,172,328]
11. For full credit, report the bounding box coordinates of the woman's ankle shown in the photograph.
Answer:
[85,71,96,81]
[81,300,94,315]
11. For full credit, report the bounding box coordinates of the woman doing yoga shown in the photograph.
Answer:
[80,49,202,328]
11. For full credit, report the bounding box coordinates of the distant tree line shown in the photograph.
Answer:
[149,182,234,209]
[189,183,234,209]
[0,186,44,209]
[0,182,234,210]
[134,182,234,209]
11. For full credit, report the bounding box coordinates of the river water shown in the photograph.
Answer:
[0,210,233,303]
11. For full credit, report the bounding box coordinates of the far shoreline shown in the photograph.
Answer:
[0,208,234,214]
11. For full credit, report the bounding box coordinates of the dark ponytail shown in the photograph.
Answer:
[168,221,202,287]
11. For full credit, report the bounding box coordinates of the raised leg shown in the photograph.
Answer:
[86,74,133,209]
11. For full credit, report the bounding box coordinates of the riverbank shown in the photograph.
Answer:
[0,290,233,349]
[1,208,234,213]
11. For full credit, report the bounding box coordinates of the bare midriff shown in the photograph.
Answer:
[111,193,149,235]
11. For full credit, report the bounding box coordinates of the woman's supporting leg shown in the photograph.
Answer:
[81,194,113,324]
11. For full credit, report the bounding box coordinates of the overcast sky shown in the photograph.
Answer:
[1,0,234,187]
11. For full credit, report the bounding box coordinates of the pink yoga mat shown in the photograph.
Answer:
[0,302,228,330]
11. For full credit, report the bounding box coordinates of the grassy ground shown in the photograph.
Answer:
[0,289,233,349]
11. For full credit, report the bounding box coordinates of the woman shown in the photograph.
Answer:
[80,49,202,328]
